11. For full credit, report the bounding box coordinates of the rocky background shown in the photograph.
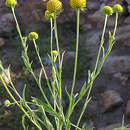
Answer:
[0,0,130,130]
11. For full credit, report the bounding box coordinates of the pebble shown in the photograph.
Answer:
[100,90,123,112]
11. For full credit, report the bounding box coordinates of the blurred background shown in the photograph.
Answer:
[0,0,130,129]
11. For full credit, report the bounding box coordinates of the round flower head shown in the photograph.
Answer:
[52,50,58,56]
[113,4,123,13]
[5,0,17,7]
[45,10,54,19]
[47,0,62,13]
[102,6,113,16]
[70,0,86,9]
[29,32,39,40]
[4,100,11,107]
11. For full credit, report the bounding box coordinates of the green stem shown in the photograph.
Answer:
[113,12,118,38]
[54,15,62,111]
[66,9,80,127]
[71,9,80,99]
[0,75,42,130]
[76,15,108,129]
[32,40,53,103]
[11,7,25,49]
[93,15,108,76]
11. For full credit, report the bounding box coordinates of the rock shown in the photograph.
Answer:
[87,1,100,10]
[126,100,130,117]
[98,123,121,130]
[0,13,15,35]
[33,67,52,79]
[0,38,6,47]
[127,0,130,5]
[100,90,123,112]
[124,16,130,24]
[102,56,130,74]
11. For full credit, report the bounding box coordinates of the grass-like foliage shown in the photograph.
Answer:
[0,0,124,130]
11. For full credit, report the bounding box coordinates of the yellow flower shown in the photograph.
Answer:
[113,4,123,13]
[47,0,62,13]
[45,10,54,19]
[5,0,17,7]
[102,6,113,16]
[29,32,39,40]
[52,50,58,56]
[70,0,86,9]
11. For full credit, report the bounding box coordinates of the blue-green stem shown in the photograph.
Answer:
[76,15,108,129]
[0,75,42,130]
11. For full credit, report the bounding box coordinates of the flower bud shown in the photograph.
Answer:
[113,4,123,13]
[4,100,11,107]
[5,0,17,7]
[28,32,39,40]
[52,50,58,56]
[47,0,62,13]
[102,6,113,16]
[70,0,86,9]
[45,10,54,19]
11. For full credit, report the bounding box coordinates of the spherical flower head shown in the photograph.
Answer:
[102,6,113,16]
[5,0,17,7]
[47,0,62,13]
[113,4,123,13]
[29,32,39,40]
[70,0,86,9]
[4,100,11,107]
[52,50,58,56]
[45,10,54,19]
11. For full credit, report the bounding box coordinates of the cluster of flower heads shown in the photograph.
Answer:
[102,4,123,16]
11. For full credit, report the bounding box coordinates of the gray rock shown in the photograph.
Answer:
[87,1,100,10]
[0,13,14,34]
[98,123,121,130]
[102,56,130,74]
[126,100,130,117]
[100,90,123,112]
[124,16,130,24]
[127,0,130,4]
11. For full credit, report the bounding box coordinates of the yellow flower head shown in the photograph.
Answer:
[102,6,113,16]
[29,32,39,40]
[5,0,17,7]
[47,0,62,13]
[52,50,58,56]
[45,10,54,19]
[113,4,123,13]
[70,0,86,9]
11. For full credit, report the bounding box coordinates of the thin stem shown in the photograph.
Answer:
[113,12,118,38]
[0,75,42,130]
[66,9,80,126]
[76,15,108,129]
[93,15,108,76]
[71,9,80,99]
[32,40,53,103]
[50,18,53,58]
[11,7,25,49]
[54,15,62,111]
